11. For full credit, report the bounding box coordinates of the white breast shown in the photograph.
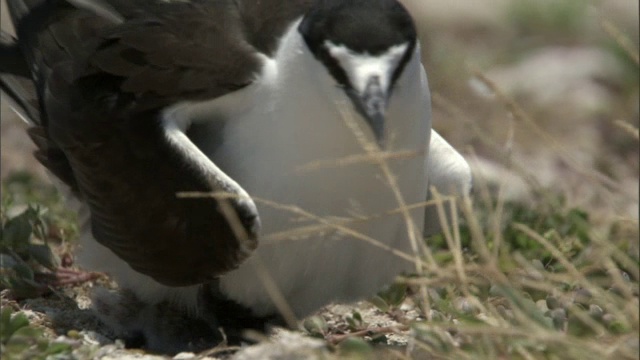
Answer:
[76,21,433,319]
[209,25,432,317]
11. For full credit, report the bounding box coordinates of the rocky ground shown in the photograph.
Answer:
[1,0,638,359]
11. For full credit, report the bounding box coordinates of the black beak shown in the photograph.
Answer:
[347,76,388,148]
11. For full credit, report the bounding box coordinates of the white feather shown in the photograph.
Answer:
[77,19,470,320]
[209,21,431,317]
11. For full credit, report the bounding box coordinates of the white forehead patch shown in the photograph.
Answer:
[324,41,409,95]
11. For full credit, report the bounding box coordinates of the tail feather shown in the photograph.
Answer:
[2,0,77,191]
[26,126,48,150]
[0,31,39,125]
[1,0,105,127]
[0,33,30,77]
[1,0,41,125]
[5,0,35,23]
[28,127,80,192]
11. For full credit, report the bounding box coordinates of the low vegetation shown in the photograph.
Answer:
[1,164,637,359]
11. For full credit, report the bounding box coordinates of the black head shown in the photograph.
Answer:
[298,0,418,146]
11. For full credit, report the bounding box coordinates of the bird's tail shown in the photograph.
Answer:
[1,0,53,126]
[1,0,98,189]
[1,28,39,125]
[1,0,123,127]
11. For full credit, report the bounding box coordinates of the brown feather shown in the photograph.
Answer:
[4,0,313,286]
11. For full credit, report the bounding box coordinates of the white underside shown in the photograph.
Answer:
[203,25,431,317]
[74,20,471,318]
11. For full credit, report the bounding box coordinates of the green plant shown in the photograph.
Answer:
[0,307,73,360]
[369,283,408,313]
[0,205,60,299]
[427,195,593,270]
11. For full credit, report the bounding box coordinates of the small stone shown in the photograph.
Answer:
[602,313,616,325]
[531,259,545,271]
[173,352,196,360]
[489,285,502,297]
[589,304,604,321]
[568,303,586,313]
[536,299,549,313]
[546,296,562,310]
[573,288,592,306]
[550,308,567,331]
[496,305,514,321]
[232,330,327,360]
[454,297,477,314]
[429,309,445,322]
[428,288,443,302]
[621,272,631,282]
[477,313,499,327]
[400,302,413,311]
[526,266,544,281]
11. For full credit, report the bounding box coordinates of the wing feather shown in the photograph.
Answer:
[2,0,323,285]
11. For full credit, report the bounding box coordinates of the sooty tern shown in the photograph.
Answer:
[1,0,471,352]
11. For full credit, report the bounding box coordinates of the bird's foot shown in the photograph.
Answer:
[35,268,102,287]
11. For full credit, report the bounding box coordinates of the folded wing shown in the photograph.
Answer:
[1,0,308,286]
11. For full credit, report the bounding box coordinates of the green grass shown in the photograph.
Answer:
[0,307,76,360]
[399,193,638,359]
[3,171,636,359]
[1,172,78,299]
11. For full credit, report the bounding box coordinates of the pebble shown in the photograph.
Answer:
[477,313,500,327]
[488,285,502,297]
[232,331,327,360]
[428,309,445,322]
[496,305,514,321]
[549,308,567,330]
[546,296,562,310]
[173,353,196,360]
[428,288,443,303]
[536,299,549,313]
[621,272,631,282]
[531,259,545,272]
[589,304,604,321]
[454,297,477,315]
[573,288,592,306]
[602,313,616,326]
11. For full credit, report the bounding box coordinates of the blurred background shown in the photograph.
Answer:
[2,0,639,222]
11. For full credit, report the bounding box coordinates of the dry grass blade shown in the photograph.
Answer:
[600,18,640,66]
[613,120,640,140]
[334,100,432,314]
[250,255,299,328]
[177,191,429,267]
[513,223,629,333]
[296,149,424,173]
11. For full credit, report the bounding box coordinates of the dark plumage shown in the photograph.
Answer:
[0,0,472,354]
[3,0,304,286]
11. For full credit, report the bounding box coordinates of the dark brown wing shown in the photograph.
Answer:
[237,0,315,54]
[2,0,310,286]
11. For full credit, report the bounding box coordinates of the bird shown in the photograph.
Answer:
[1,0,472,353]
